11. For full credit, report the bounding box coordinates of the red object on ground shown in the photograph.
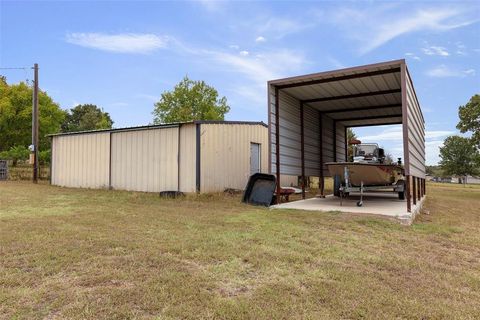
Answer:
[277,188,295,203]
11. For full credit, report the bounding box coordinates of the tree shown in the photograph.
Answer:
[347,128,357,161]
[457,94,480,147]
[0,76,66,151]
[0,145,30,166]
[439,136,480,183]
[152,76,230,124]
[384,153,395,165]
[62,104,113,132]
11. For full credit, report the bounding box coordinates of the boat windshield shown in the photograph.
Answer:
[355,144,378,158]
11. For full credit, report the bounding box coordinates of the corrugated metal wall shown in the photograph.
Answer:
[200,123,268,192]
[51,133,110,188]
[179,124,196,192]
[303,104,322,176]
[110,127,179,192]
[270,89,301,175]
[52,123,269,193]
[335,122,346,162]
[404,69,426,178]
[269,88,346,178]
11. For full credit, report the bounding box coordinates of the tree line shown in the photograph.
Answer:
[0,75,229,166]
[0,76,113,165]
[438,94,480,182]
[1,72,477,180]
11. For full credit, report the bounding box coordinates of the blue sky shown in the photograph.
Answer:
[1,1,479,164]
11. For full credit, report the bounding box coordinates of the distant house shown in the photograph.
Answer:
[456,175,480,184]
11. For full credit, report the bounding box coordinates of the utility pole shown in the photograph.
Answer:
[32,63,39,183]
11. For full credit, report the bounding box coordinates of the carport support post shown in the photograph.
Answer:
[417,177,421,199]
[406,175,411,212]
[333,120,337,162]
[300,102,306,199]
[412,176,417,205]
[275,87,281,204]
[318,113,325,197]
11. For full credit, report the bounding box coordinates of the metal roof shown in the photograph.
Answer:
[269,59,416,127]
[48,120,268,137]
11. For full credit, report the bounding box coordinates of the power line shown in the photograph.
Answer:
[0,67,33,70]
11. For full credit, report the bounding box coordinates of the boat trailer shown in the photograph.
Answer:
[338,166,405,207]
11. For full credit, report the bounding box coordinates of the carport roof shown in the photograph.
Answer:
[269,59,422,127]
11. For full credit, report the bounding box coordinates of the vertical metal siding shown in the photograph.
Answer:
[321,115,336,176]
[405,70,426,178]
[270,89,301,175]
[51,133,110,188]
[335,121,346,163]
[303,104,321,176]
[179,124,197,192]
[110,127,179,192]
[200,124,268,192]
[269,88,344,178]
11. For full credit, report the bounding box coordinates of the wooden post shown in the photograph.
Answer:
[32,63,39,183]
[300,102,305,199]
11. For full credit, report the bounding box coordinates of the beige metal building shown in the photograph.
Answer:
[50,121,272,193]
[269,59,426,213]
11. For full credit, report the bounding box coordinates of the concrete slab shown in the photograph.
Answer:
[271,192,425,224]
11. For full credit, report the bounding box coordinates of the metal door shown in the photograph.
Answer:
[250,143,261,175]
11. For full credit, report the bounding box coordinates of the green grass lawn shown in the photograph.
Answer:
[1,182,479,319]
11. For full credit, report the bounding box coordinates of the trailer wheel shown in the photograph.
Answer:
[334,175,341,197]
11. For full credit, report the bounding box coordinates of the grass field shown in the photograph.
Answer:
[1,182,479,319]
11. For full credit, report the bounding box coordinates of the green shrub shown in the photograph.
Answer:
[0,145,30,166]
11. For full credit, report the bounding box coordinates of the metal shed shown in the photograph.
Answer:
[268,59,425,212]
[50,121,270,193]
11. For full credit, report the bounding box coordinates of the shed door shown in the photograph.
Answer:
[250,143,261,175]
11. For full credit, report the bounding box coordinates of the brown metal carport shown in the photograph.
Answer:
[268,59,425,212]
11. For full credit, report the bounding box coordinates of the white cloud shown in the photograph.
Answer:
[405,52,421,60]
[330,5,479,54]
[135,93,158,102]
[255,36,266,43]
[426,64,476,77]
[108,102,129,108]
[327,57,347,69]
[65,33,168,54]
[421,46,449,56]
[425,140,445,165]
[202,48,306,106]
[455,42,467,55]
[257,17,313,39]
[208,49,305,84]
[196,0,224,11]
[229,44,240,50]
[239,50,249,56]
